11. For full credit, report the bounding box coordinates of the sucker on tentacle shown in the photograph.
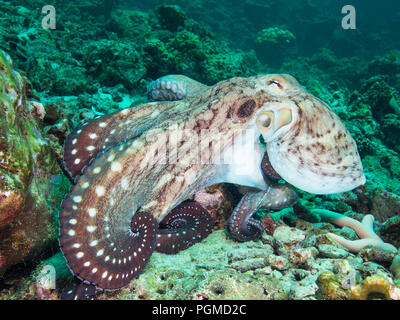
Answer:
[59,184,158,290]
[155,200,215,254]
[63,101,179,179]
[60,279,97,300]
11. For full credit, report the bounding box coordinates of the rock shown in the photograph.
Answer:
[0,50,70,275]
[260,233,275,247]
[370,188,400,222]
[380,215,400,248]
[359,246,397,264]
[288,247,319,266]
[227,246,273,263]
[318,244,349,259]
[156,5,186,31]
[192,184,235,228]
[273,225,306,246]
[390,255,400,280]
[229,258,266,272]
[285,269,319,299]
[316,233,342,246]
[357,261,391,278]
[0,190,23,227]
[260,213,275,236]
[274,239,289,256]
[254,266,273,275]
[93,231,291,300]
[265,254,290,271]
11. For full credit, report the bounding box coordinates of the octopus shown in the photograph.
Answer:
[59,74,365,291]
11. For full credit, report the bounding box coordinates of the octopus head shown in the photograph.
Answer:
[254,74,365,194]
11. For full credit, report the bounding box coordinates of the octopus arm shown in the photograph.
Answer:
[59,142,159,290]
[63,101,177,179]
[227,184,297,241]
[155,200,215,254]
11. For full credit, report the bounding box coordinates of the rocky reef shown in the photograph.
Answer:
[0,50,69,276]
[254,26,296,66]
[0,0,399,300]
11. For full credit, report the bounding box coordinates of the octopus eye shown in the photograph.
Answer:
[266,76,289,93]
[269,79,282,89]
[236,99,256,118]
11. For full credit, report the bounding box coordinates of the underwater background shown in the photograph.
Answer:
[0,0,399,300]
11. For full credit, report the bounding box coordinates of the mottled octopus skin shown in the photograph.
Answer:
[59,73,365,290]
[259,75,365,194]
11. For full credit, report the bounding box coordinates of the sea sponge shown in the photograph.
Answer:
[350,275,400,300]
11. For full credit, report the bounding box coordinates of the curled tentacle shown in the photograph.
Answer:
[60,279,97,300]
[155,201,215,254]
[261,152,281,181]
[147,74,208,101]
[227,184,298,242]
[59,206,158,290]
[226,192,265,242]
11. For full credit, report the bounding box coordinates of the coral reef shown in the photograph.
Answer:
[254,26,296,65]
[0,0,399,301]
[0,50,70,275]
[2,216,399,300]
